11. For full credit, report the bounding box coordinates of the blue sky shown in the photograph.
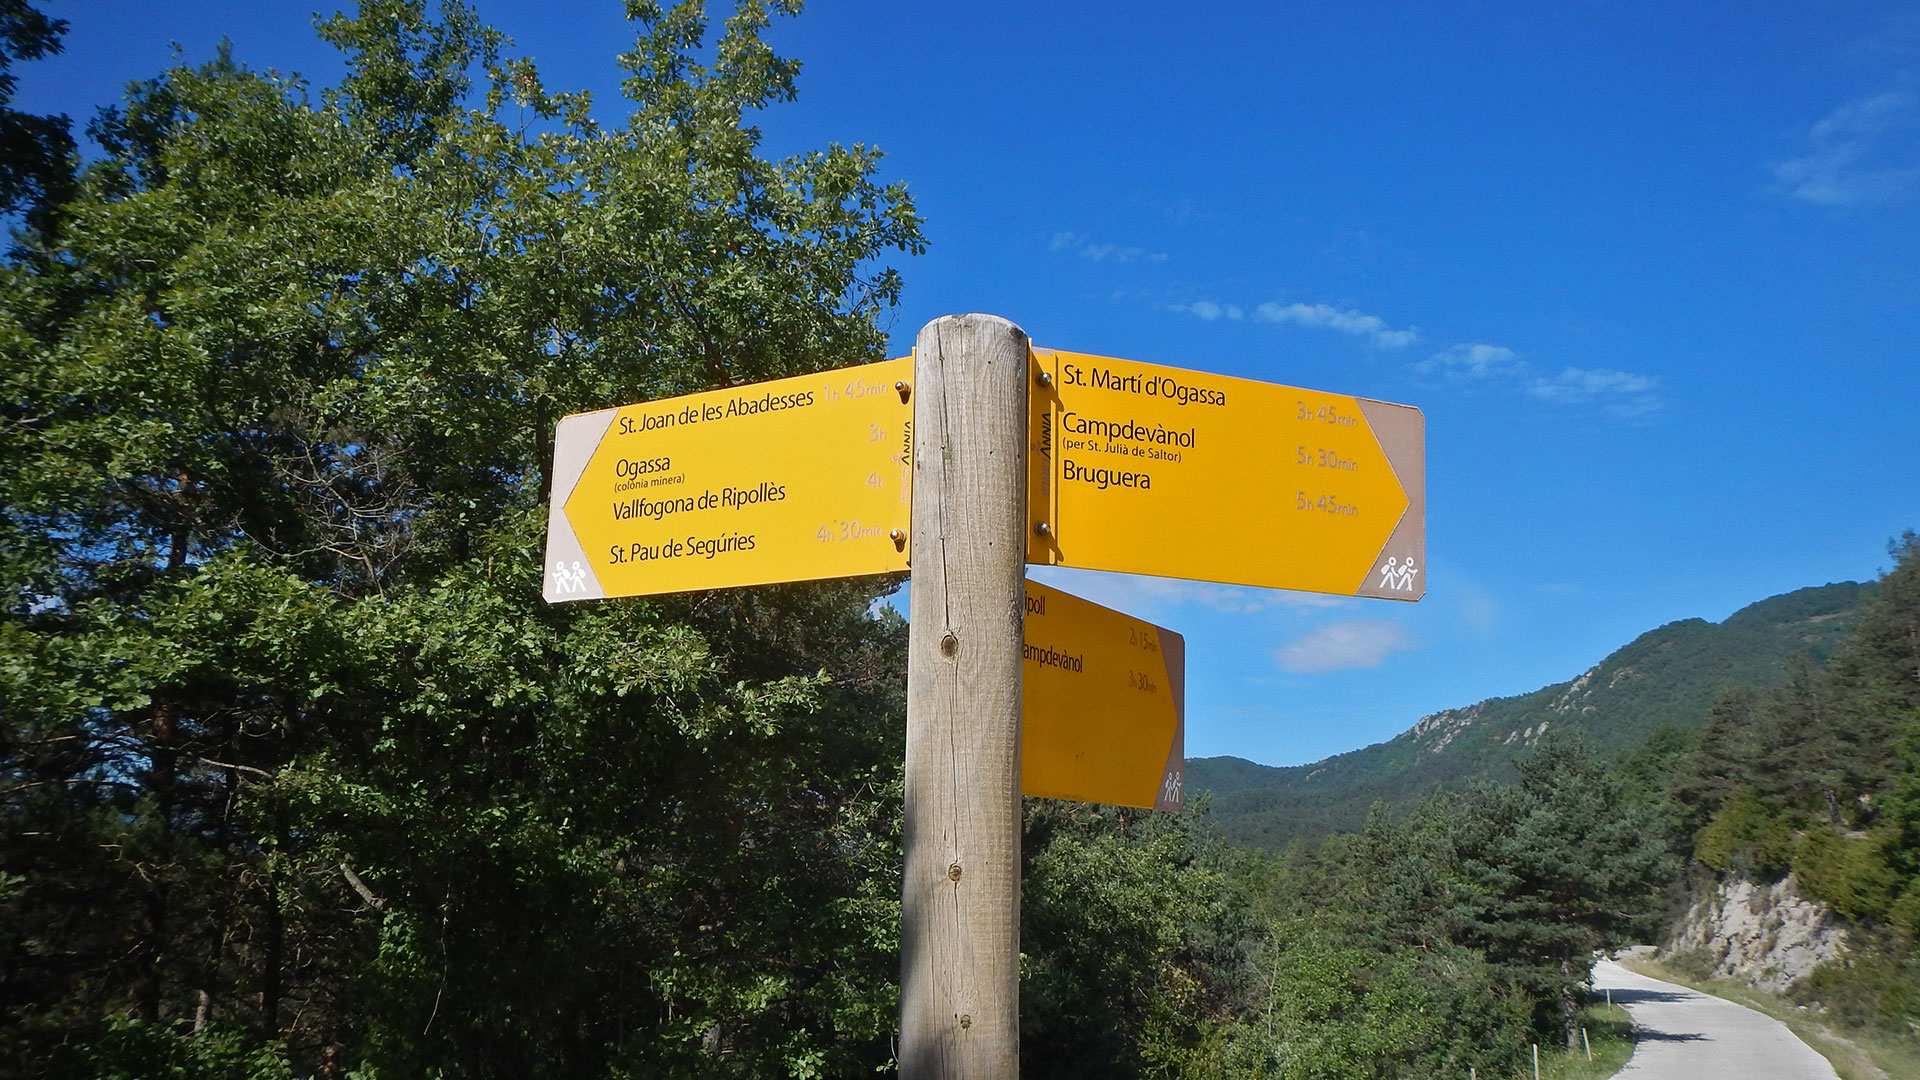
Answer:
[19,1,1920,767]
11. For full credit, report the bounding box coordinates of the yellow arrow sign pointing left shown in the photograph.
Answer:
[543,358,913,601]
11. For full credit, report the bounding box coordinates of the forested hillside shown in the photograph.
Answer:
[1653,534,1920,1045]
[1205,535,1920,1077]
[1192,580,1871,848]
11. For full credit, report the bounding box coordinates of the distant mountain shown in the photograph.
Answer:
[1190,581,1873,850]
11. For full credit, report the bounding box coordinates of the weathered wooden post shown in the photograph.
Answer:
[899,313,1029,1078]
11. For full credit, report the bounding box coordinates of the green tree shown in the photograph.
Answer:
[1835,534,1920,915]
[1833,532,1920,718]
[1223,805,1532,1080]
[0,0,72,228]
[1445,734,1677,1048]
[1231,923,1529,1080]
[1670,687,1763,830]
[1019,801,1253,1080]
[1667,533,1920,875]
[1665,535,1920,1039]
[1827,533,1920,830]
[0,2,922,1076]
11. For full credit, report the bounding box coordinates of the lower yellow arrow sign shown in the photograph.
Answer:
[1022,580,1184,811]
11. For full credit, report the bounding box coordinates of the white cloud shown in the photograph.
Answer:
[1275,620,1419,673]
[1529,366,1664,419]
[1253,301,1420,349]
[1181,300,1245,321]
[1774,90,1920,206]
[1168,296,1418,348]
[1415,342,1524,379]
[1047,231,1167,264]
[1528,366,1657,402]
[1415,345,1662,419]
[1453,584,1499,636]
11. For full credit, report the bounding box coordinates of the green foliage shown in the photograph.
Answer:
[1692,788,1796,876]
[1444,735,1679,1045]
[1831,533,1920,718]
[1670,534,1920,874]
[1020,802,1252,1080]
[0,1,921,1076]
[1216,736,1674,1072]
[1231,926,1530,1080]
[1653,533,1920,1053]
[64,1017,295,1080]
[1792,827,1902,921]
[1536,1003,1634,1080]
[1612,723,1697,808]
[1789,940,1920,1037]
[1887,875,1920,940]
[0,0,74,227]
[1672,687,1765,833]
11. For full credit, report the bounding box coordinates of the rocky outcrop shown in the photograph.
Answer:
[1409,704,1481,754]
[1661,875,1848,992]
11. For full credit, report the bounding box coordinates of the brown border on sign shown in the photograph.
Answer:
[1152,624,1186,812]
[1352,399,1425,601]
[541,408,617,602]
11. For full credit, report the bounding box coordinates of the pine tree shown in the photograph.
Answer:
[1447,735,1677,1047]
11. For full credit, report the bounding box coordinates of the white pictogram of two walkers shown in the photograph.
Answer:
[1377,556,1418,592]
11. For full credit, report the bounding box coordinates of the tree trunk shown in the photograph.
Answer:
[260,870,282,1036]
[136,698,179,1023]
[135,887,165,1022]
[1561,957,1579,1049]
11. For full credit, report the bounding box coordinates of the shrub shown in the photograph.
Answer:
[1793,827,1902,921]
[64,1017,295,1080]
[1789,940,1920,1036]
[1694,789,1796,876]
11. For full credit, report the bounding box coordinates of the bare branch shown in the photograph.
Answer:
[191,756,277,781]
[340,863,387,912]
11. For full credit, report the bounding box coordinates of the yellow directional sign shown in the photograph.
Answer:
[1022,580,1185,811]
[543,358,913,600]
[1028,350,1424,600]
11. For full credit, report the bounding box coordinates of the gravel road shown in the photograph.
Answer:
[1590,958,1840,1080]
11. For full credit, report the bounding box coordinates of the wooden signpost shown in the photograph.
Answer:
[900,315,1028,1077]
[542,314,1424,1079]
